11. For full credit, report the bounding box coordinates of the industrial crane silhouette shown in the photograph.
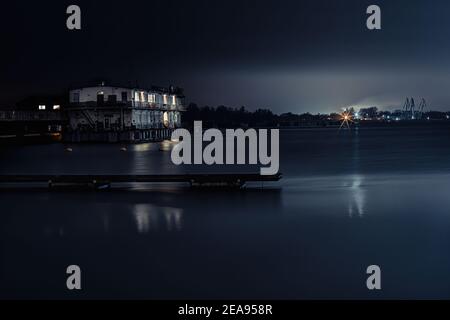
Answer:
[402,97,426,120]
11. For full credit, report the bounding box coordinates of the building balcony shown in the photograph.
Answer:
[68,101,185,111]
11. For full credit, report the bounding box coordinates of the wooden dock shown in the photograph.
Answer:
[0,173,282,189]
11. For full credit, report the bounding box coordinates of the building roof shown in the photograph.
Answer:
[69,81,185,97]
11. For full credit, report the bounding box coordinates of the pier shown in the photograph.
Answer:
[0,173,282,189]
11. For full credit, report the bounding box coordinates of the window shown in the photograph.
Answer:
[149,94,155,103]
[172,95,176,105]
[53,105,60,110]
[140,91,146,102]
[163,111,169,127]
[39,105,46,110]
[163,95,168,105]
[121,92,128,102]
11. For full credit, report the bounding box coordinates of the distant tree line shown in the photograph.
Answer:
[182,103,342,129]
[182,104,277,128]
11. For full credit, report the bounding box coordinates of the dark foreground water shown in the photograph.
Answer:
[1,124,450,299]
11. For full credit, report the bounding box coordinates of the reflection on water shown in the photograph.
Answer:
[347,175,365,217]
[133,203,183,233]
[101,211,110,233]
[131,143,153,152]
[159,140,176,152]
[2,126,450,299]
[347,127,365,217]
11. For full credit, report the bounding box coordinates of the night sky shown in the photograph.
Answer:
[1,0,450,113]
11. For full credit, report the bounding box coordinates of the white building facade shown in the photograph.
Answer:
[67,85,183,133]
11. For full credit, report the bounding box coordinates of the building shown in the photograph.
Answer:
[0,95,66,143]
[65,83,185,142]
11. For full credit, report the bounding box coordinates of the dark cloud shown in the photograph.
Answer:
[1,0,450,112]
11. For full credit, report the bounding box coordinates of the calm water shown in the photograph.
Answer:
[1,124,450,299]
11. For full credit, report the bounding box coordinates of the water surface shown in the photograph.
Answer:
[1,124,450,299]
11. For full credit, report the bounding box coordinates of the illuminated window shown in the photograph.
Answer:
[38,105,46,110]
[172,95,176,105]
[163,111,169,127]
[53,105,60,110]
[149,94,155,103]
[163,95,168,105]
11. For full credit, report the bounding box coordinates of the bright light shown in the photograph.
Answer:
[38,105,46,110]
[163,112,169,128]
[339,110,353,130]
[53,105,60,110]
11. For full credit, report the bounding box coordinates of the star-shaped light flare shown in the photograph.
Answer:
[339,110,353,130]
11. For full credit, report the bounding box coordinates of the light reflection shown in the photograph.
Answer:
[164,208,183,231]
[133,204,183,233]
[101,212,110,233]
[134,204,159,233]
[348,125,364,217]
[132,143,152,152]
[159,140,175,151]
[347,175,365,217]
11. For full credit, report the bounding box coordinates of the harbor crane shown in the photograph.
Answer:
[402,97,426,120]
